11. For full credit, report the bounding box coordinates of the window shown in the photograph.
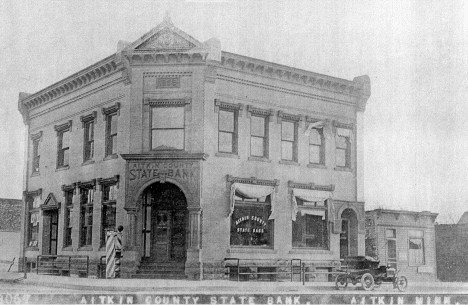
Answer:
[32,139,40,173]
[281,121,297,161]
[63,189,74,248]
[218,109,237,153]
[386,229,397,268]
[106,114,118,156]
[230,195,273,247]
[79,187,94,247]
[26,195,40,247]
[250,115,268,158]
[409,230,425,265]
[309,128,324,164]
[151,106,185,150]
[57,130,70,168]
[292,200,328,249]
[100,184,117,247]
[102,103,120,157]
[336,128,351,168]
[55,121,72,168]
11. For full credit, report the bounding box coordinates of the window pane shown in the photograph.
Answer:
[281,121,294,141]
[219,110,234,132]
[281,141,293,160]
[152,107,184,129]
[63,149,69,166]
[61,131,69,148]
[388,240,397,259]
[251,116,265,137]
[111,135,118,154]
[309,145,320,164]
[152,129,184,149]
[251,137,264,157]
[292,213,328,249]
[336,149,346,167]
[110,116,118,135]
[336,136,347,149]
[309,129,321,145]
[219,132,233,153]
[231,204,272,246]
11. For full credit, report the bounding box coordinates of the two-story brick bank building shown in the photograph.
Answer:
[18,17,371,279]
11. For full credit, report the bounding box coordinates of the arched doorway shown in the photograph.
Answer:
[340,208,359,258]
[142,182,187,262]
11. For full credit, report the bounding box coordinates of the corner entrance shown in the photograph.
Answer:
[142,182,187,262]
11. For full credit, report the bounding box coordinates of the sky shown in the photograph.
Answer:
[1,0,467,223]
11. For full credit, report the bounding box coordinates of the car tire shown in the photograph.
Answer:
[335,274,348,290]
[396,276,408,292]
[360,273,375,291]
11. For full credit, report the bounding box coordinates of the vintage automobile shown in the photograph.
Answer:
[335,256,408,291]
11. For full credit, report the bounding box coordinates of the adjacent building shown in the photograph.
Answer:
[0,198,22,271]
[435,212,468,282]
[18,17,371,279]
[365,209,438,281]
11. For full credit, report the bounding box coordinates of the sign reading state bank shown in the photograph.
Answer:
[128,161,196,182]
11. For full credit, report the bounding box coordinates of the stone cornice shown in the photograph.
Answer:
[220,51,370,101]
[124,51,209,66]
[18,55,121,122]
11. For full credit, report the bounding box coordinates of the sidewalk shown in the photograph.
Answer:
[12,273,468,294]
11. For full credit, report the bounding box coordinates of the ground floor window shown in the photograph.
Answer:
[100,184,117,247]
[409,230,425,265]
[230,198,273,247]
[79,187,94,247]
[292,210,328,249]
[27,196,40,247]
[63,190,74,247]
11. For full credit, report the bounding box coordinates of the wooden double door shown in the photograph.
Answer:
[143,183,187,262]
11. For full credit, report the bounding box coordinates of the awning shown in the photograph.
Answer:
[336,128,353,142]
[229,183,276,219]
[291,188,332,221]
[300,209,326,219]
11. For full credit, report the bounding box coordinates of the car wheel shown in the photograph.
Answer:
[360,273,375,291]
[335,274,348,290]
[396,276,408,292]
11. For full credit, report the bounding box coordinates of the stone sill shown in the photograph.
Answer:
[25,247,39,252]
[81,160,95,166]
[289,249,332,255]
[248,156,271,163]
[77,246,93,252]
[55,166,70,172]
[279,160,300,166]
[104,154,118,161]
[307,163,327,169]
[215,152,240,159]
[61,246,74,252]
[228,247,276,254]
[334,166,353,172]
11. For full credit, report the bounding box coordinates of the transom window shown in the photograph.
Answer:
[309,128,324,164]
[250,115,268,158]
[151,106,185,150]
[281,121,297,161]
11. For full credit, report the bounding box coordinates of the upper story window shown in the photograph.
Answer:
[31,131,42,174]
[215,100,243,155]
[102,103,120,158]
[248,106,272,159]
[81,112,96,162]
[335,126,352,168]
[278,111,301,163]
[54,121,72,168]
[151,106,185,150]
[309,128,325,165]
[408,230,425,266]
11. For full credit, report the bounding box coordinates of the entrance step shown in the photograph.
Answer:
[133,260,186,279]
